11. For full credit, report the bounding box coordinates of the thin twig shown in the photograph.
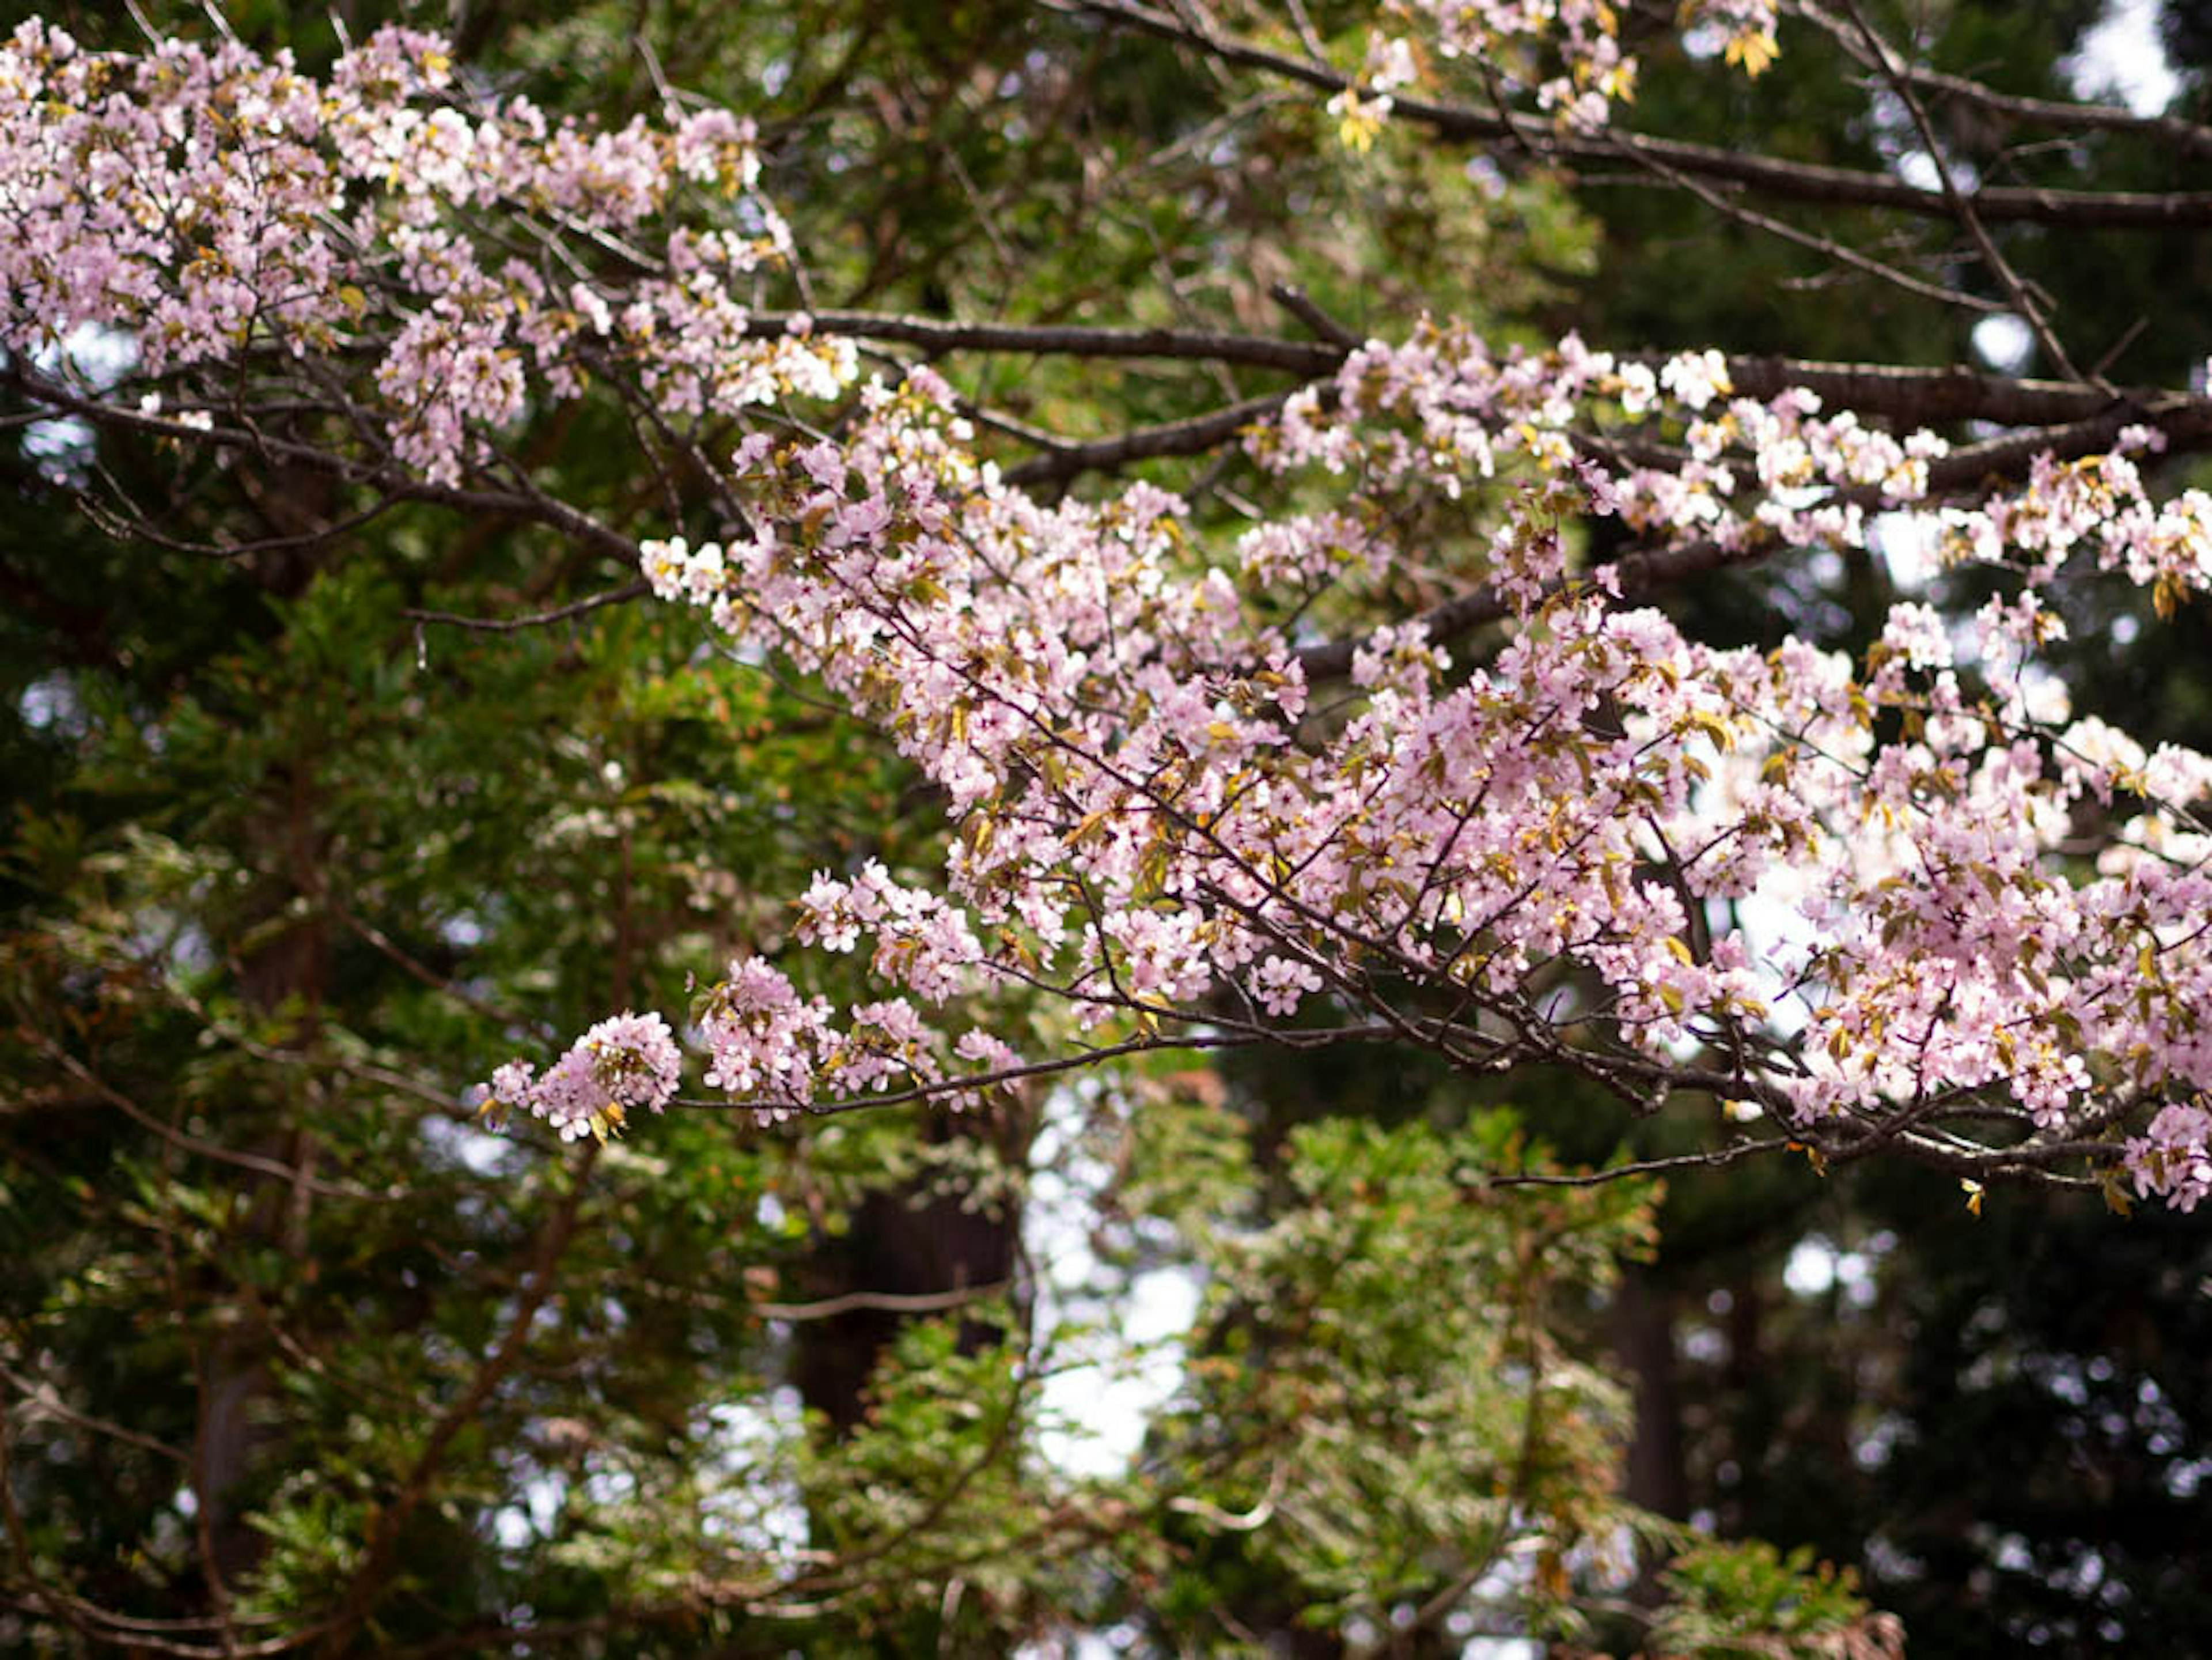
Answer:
[404,579,649,633]
[1841,0,2092,384]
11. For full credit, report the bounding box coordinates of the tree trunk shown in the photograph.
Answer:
[1612,1265,1686,1608]
[790,1103,1031,1434]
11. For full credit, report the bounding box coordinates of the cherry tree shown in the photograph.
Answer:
[6,3,2211,1219]
[14,2,2212,1650]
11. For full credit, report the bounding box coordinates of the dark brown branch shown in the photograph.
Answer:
[36,1041,391,1203]
[1788,0,2212,159]
[1488,1136,1797,1187]
[331,902,551,1036]
[1594,121,2006,315]
[5,362,641,566]
[1268,282,1362,351]
[769,320,2174,430]
[15,319,2173,519]
[1707,357,2112,425]
[1059,0,2212,229]
[1841,0,2088,382]
[1002,391,1291,485]
[743,308,1344,376]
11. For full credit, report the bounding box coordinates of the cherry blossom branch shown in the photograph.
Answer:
[669,1027,1281,1114]
[1057,0,2212,228]
[16,25,2212,1208]
[1294,392,2212,680]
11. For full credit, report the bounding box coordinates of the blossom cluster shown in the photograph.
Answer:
[693,950,1004,1126]
[487,1012,681,1142]
[596,339,2211,1202]
[0,20,847,485]
[1349,0,1779,137]
[1263,323,2212,615]
[10,27,2211,1205]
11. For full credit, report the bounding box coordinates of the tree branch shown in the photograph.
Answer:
[1293,393,2212,679]
[1058,0,2212,228]
[1003,390,1292,484]
[742,309,1343,376]
[1787,0,2212,159]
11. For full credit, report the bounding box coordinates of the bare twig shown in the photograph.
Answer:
[403,578,650,634]
[1840,0,2091,384]
[1787,0,2212,158]
[752,1281,1014,1321]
